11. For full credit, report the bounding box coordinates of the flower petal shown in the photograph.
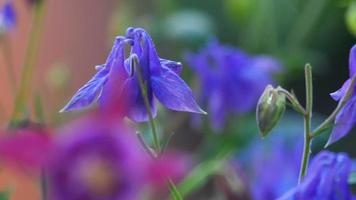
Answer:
[251,56,283,74]
[160,58,182,75]
[151,69,206,114]
[98,40,130,114]
[326,95,356,146]
[124,77,157,122]
[135,29,162,76]
[330,79,351,101]
[60,68,109,112]
[349,45,356,77]
[209,90,226,130]
[0,129,53,173]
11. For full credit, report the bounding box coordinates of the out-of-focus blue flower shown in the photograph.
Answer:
[278,151,354,200]
[186,40,281,130]
[236,123,302,200]
[328,44,356,146]
[0,1,16,34]
[48,118,148,200]
[61,27,206,122]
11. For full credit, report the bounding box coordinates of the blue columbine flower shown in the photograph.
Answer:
[0,0,16,34]
[328,44,356,146]
[60,27,206,122]
[186,40,281,130]
[278,151,354,200]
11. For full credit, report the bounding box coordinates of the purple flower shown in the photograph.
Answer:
[328,44,356,146]
[278,151,354,200]
[186,40,281,129]
[60,27,205,122]
[47,118,148,200]
[0,0,16,34]
[236,123,302,200]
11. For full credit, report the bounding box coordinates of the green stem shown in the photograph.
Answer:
[312,75,356,137]
[277,88,306,115]
[1,36,17,96]
[134,57,161,154]
[133,57,182,199]
[10,2,46,125]
[298,64,313,183]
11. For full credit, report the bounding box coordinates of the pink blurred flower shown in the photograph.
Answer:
[0,128,52,173]
[146,152,190,188]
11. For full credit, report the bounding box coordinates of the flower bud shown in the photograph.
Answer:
[256,85,286,138]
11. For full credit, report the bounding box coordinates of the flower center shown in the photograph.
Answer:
[79,160,117,196]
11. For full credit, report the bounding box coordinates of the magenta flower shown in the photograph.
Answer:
[0,128,52,173]
[47,118,147,200]
[61,27,206,122]
[186,40,281,129]
[328,44,356,146]
[278,151,354,200]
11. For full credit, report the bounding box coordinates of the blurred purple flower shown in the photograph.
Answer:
[328,44,356,146]
[278,151,354,200]
[48,118,148,200]
[237,133,302,200]
[186,41,281,130]
[0,0,16,34]
[61,27,206,122]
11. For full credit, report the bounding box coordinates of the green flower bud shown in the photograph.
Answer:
[346,2,356,37]
[256,85,286,138]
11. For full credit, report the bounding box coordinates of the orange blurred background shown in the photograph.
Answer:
[0,0,117,199]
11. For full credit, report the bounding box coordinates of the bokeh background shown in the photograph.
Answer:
[0,0,355,199]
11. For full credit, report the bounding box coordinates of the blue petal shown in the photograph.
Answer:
[208,90,226,130]
[124,77,157,122]
[330,79,351,101]
[160,58,182,75]
[60,68,109,112]
[251,56,283,74]
[99,40,129,107]
[332,154,352,200]
[326,95,356,146]
[151,68,206,114]
[135,29,162,76]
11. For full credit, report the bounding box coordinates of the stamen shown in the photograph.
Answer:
[129,54,139,77]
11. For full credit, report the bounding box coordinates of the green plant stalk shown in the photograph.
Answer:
[134,59,182,199]
[135,62,161,153]
[298,64,313,183]
[277,88,306,115]
[10,2,46,125]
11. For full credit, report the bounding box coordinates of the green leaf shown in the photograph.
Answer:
[348,171,356,185]
[169,179,183,200]
[178,159,225,198]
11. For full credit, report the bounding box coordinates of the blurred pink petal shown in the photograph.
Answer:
[0,128,53,173]
[146,152,190,188]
